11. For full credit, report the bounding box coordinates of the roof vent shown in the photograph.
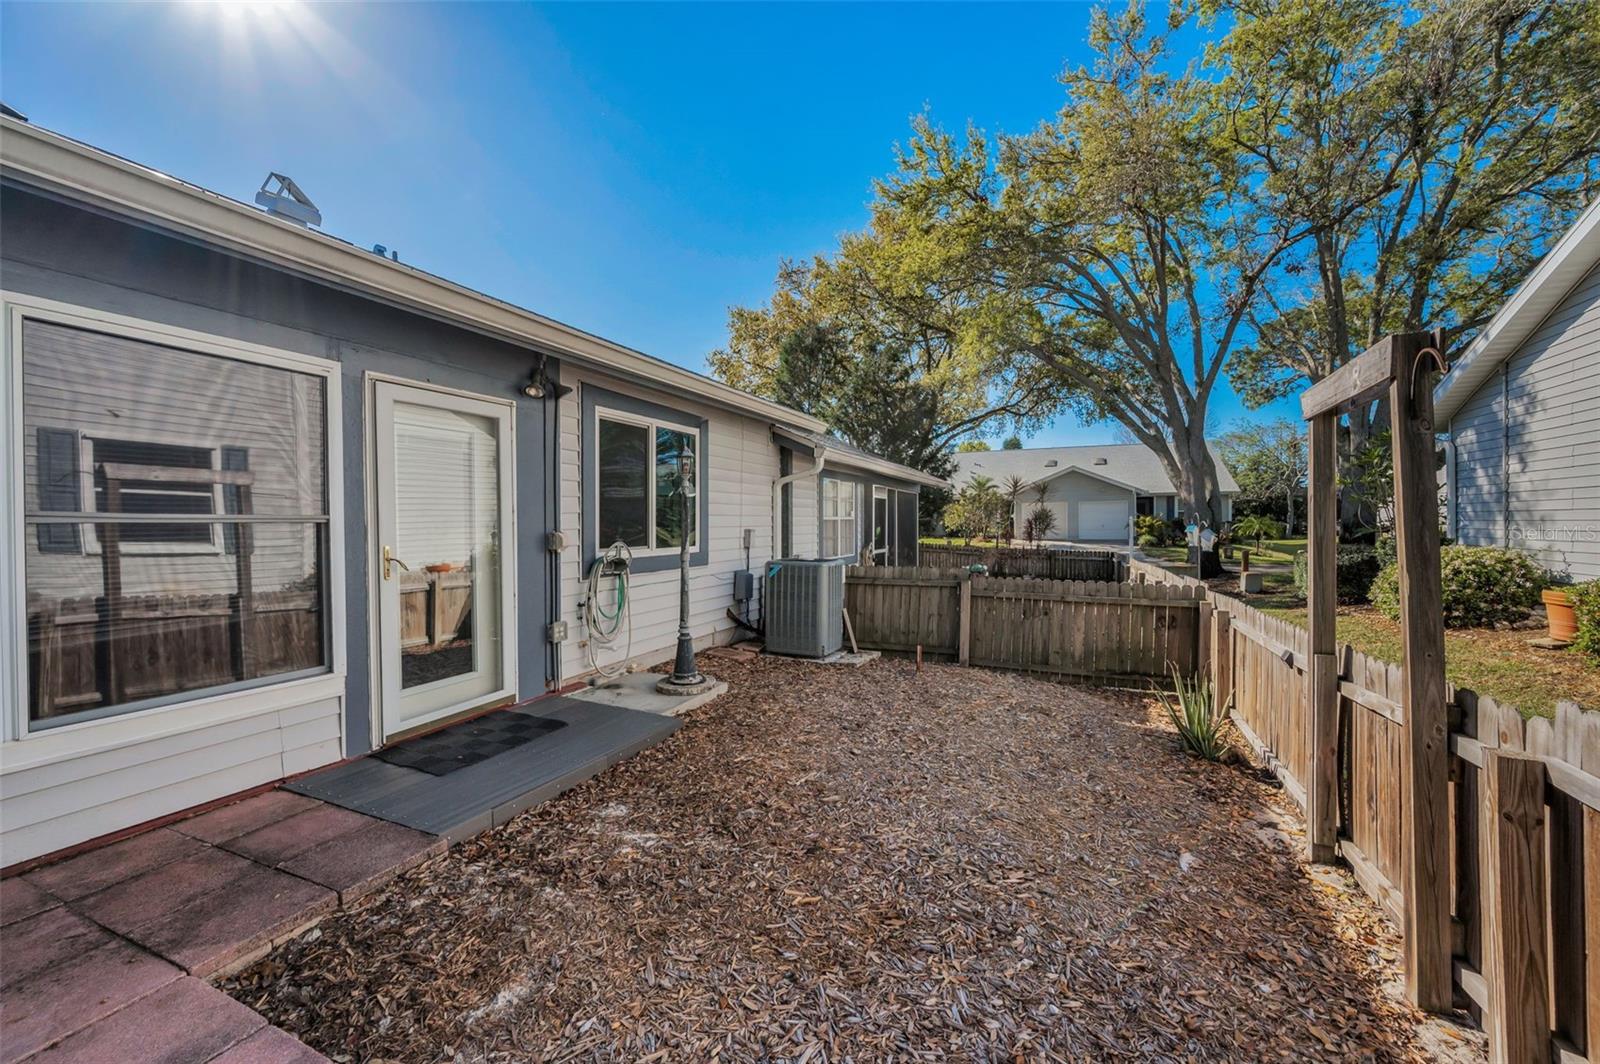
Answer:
[1093,457,1108,465]
[255,172,321,227]
[1044,459,1058,467]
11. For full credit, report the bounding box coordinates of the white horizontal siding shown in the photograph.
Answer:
[557,370,779,682]
[788,457,820,559]
[0,693,343,866]
[1451,263,1600,580]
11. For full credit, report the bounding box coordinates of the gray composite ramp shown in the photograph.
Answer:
[286,697,680,841]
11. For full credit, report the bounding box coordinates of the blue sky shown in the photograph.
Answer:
[0,1,1295,446]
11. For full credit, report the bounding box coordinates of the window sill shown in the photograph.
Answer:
[1,671,345,776]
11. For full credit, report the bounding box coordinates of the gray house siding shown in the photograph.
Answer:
[1450,263,1600,580]
[2,182,562,755]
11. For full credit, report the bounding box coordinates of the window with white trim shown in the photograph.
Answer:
[595,411,698,554]
[19,315,331,730]
[821,477,858,558]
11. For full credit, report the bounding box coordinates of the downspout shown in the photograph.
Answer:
[773,445,825,561]
[1500,364,1511,547]
[1443,429,1457,542]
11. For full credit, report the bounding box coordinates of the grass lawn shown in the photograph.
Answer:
[1263,604,1599,717]
[1141,538,1306,567]
[1237,537,1306,565]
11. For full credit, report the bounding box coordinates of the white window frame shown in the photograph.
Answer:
[821,477,858,559]
[79,431,226,556]
[591,407,700,558]
[1,292,346,761]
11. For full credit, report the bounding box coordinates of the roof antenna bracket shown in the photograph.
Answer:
[254,172,322,228]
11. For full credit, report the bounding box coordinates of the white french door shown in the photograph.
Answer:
[372,380,516,740]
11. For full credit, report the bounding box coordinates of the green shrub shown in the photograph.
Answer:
[1155,665,1231,761]
[1569,580,1600,660]
[1135,515,1179,547]
[1371,545,1545,628]
[1293,545,1386,604]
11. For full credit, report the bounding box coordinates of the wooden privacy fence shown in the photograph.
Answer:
[1129,557,1600,1064]
[844,566,1203,682]
[916,545,1124,582]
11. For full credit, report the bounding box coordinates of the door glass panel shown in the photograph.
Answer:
[392,402,502,693]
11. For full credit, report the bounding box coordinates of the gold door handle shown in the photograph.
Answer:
[383,545,410,580]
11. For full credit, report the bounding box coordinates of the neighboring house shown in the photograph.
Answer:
[952,444,1238,543]
[1436,195,1600,582]
[0,117,935,866]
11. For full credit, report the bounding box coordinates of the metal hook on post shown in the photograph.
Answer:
[1409,329,1448,429]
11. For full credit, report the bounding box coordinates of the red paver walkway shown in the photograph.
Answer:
[0,790,444,1063]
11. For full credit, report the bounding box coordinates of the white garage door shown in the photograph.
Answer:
[1078,500,1130,541]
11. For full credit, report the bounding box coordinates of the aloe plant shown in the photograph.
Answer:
[1155,664,1233,761]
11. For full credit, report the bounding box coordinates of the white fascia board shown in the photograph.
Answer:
[0,117,827,433]
[1434,195,1600,424]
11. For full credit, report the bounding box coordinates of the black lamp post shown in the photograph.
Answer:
[656,445,715,696]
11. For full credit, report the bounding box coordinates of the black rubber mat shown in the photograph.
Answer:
[374,711,568,776]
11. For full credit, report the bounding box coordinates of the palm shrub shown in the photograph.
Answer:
[1370,545,1544,628]
[1232,514,1284,551]
[1155,665,1232,761]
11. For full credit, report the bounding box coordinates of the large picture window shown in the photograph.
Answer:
[20,316,331,730]
[595,411,698,554]
[821,477,858,558]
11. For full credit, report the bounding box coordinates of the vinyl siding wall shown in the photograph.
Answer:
[557,368,779,681]
[1450,264,1600,580]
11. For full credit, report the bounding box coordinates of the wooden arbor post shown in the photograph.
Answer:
[1299,332,1452,1012]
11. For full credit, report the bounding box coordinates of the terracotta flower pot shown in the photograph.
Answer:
[1542,588,1577,643]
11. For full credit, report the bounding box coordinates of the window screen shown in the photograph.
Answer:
[654,427,696,549]
[596,414,698,554]
[597,418,650,549]
[21,318,330,729]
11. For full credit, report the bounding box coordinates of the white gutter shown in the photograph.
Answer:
[0,116,828,434]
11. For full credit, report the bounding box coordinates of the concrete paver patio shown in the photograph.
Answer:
[0,791,443,1063]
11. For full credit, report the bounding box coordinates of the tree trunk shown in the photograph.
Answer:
[1164,424,1222,528]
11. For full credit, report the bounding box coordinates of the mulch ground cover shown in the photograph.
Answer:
[225,653,1480,1062]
